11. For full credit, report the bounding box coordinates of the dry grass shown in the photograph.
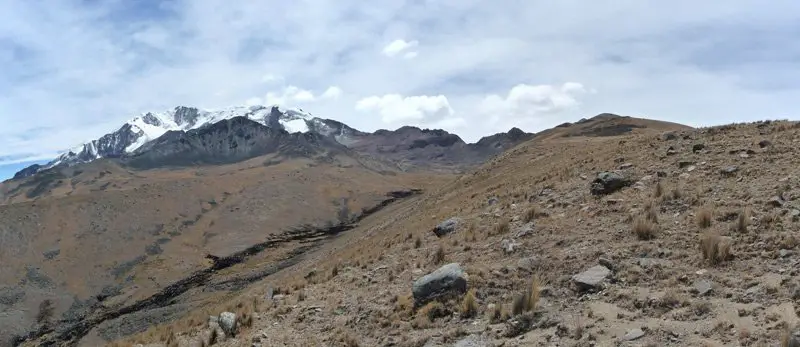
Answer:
[632,217,656,240]
[700,231,732,265]
[494,219,510,235]
[696,207,713,229]
[511,276,540,316]
[736,208,750,233]
[654,181,663,198]
[523,205,543,223]
[431,245,446,265]
[460,289,478,318]
[413,301,447,329]
[644,201,658,223]
[487,303,503,323]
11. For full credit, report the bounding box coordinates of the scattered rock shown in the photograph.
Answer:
[412,263,468,306]
[515,222,535,238]
[692,279,713,296]
[779,249,792,258]
[692,144,705,152]
[619,163,634,170]
[454,335,490,347]
[572,265,611,290]
[432,217,461,237]
[720,166,739,177]
[657,171,668,178]
[219,311,237,336]
[622,328,645,341]
[686,165,696,172]
[500,239,520,254]
[590,172,631,196]
[487,197,499,206]
[678,161,694,168]
[759,139,773,148]
[666,146,677,156]
[516,257,539,272]
[661,132,677,141]
[785,330,800,347]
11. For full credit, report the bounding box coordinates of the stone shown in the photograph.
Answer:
[516,257,539,272]
[780,249,792,258]
[619,163,634,170]
[487,197,499,206]
[759,139,773,148]
[501,239,520,254]
[515,222,535,238]
[666,146,677,156]
[692,143,705,152]
[572,265,611,290]
[661,131,677,141]
[590,172,631,196]
[432,217,461,237]
[454,335,490,347]
[720,166,739,176]
[265,287,274,300]
[219,311,237,336]
[791,209,800,222]
[693,279,713,296]
[412,263,468,306]
[622,328,645,341]
[686,165,696,172]
[678,160,694,168]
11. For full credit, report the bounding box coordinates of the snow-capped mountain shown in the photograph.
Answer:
[14,105,350,178]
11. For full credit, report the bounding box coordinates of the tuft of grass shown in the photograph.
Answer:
[395,294,414,317]
[644,201,658,223]
[700,231,732,265]
[654,181,663,198]
[632,217,656,240]
[523,206,540,223]
[487,303,503,323]
[460,289,478,318]
[696,207,713,229]
[432,245,446,265]
[736,208,749,233]
[414,237,422,249]
[209,327,218,345]
[414,301,447,329]
[495,219,510,235]
[511,276,540,316]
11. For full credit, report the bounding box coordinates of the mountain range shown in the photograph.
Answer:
[12,105,534,180]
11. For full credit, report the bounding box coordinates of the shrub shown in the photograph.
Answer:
[696,207,713,229]
[700,231,732,265]
[460,289,478,318]
[632,217,656,240]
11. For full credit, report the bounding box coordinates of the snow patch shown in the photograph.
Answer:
[281,119,309,133]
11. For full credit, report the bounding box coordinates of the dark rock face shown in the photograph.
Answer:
[432,218,461,237]
[12,164,43,180]
[412,263,467,307]
[590,172,631,195]
[124,117,345,169]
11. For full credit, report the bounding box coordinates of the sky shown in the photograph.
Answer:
[2,0,800,179]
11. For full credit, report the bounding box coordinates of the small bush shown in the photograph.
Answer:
[460,289,478,318]
[700,231,732,265]
[495,219,510,235]
[736,209,749,233]
[654,181,663,198]
[432,245,446,265]
[632,217,656,240]
[511,276,540,316]
[696,207,713,229]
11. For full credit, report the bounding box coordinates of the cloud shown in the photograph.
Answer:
[382,39,418,58]
[320,86,343,100]
[356,94,453,124]
[2,0,800,173]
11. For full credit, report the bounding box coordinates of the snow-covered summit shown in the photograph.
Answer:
[32,105,325,175]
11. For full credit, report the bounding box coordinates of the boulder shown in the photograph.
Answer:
[219,311,237,336]
[572,265,610,290]
[590,172,631,196]
[786,330,800,347]
[622,328,645,341]
[661,131,677,141]
[692,143,705,152]
[432,217,461,237]
[720,166,738,177]
[758,139,772,148]
[692,279,713,296]
[412,263,467,306]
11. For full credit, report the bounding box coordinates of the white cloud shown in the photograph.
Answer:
[382,39,418,58]
[321,86,343,99]
[356,94,454,124]
[2,1,800,170]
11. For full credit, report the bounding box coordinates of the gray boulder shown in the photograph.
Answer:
[432,217,461,237]
[786,330,800,347]
[219,311,237,336]
[572,265,611,290]
[590,172,631,196]
[412,263,467,307]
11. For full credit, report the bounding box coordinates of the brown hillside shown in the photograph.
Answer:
[97,119,800,347]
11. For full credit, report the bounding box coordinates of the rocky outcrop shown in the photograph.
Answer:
[412,263,468,307]
[590,172,631,195]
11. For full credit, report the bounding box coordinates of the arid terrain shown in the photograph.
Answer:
[9,114,800,346]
